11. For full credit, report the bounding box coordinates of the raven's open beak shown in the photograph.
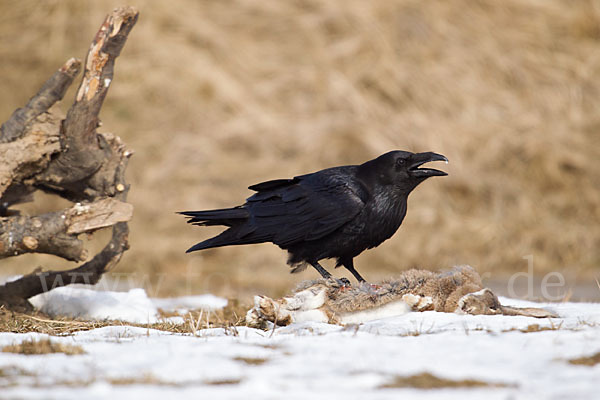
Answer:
[408,152,448,177]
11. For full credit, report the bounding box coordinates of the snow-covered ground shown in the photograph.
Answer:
[1,287,599,400]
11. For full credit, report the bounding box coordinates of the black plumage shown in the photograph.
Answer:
[180,150,447,282]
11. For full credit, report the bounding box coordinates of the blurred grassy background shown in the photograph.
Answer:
[1,0,599,300]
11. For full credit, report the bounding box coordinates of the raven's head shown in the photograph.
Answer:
[361,150,448,193]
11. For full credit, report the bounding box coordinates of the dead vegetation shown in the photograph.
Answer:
[379,372,509,389]
[203,378,242,386]
[568,352,600,366]
[233,356,269,365]
[109,374,243,387]
[0,306,115,336]
[0,368,240,389]
[505,322,564,333]
[112,376,243,386]
[108,374,179,387]
[2,338,85,356]
[0,365,32,378]
[0,300,249,336]
[0,0,598,299]
[517,324,557,333]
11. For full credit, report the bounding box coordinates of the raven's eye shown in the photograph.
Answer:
[395,158,406,169]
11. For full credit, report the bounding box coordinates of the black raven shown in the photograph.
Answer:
[180,151,447,283]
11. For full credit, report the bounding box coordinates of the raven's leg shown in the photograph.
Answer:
[342,259,366,283]
[309,261,332,279]
[310,262,352,287]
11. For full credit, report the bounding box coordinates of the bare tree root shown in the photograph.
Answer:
[0,7,139,312]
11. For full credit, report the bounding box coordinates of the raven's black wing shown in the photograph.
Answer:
[244,167,368,247]
[248,178,299,192]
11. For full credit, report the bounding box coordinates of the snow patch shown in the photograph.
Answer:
[30,287,159,323]
[28,286,227,323]
[153,294,227,313]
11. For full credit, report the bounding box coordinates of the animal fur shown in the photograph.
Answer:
[246,266,557,327]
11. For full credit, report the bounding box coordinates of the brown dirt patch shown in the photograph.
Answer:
[569,352,600,366]
[2,338,84,356]
[233,356,268,365]
[380,372,508,389]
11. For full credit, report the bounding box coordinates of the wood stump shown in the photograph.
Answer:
[0,7,139,312]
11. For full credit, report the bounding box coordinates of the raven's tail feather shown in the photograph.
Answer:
[180,207,268,253]
[185,230,240,253]
[178,207,249,227]
[184,224,268,253]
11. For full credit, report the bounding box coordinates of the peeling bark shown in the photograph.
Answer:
[0,198,132,261]
[35,6,139,202]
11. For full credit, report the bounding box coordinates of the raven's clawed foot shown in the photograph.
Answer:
[327,277,352,290]
[338,277,352,288]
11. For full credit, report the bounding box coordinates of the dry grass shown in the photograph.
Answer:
[109,373,179,386]
[203,378,242,386]
[0,365,32,377]
[0,368,239,388]
[0,0,598,300]
[2,338,85,356]
[503,321,564,333]
[233,356,269,365]
[0,307,115,336]
[517,324,558,333]
[568,351,600,366]
[108,375,242,386]
[0,301,249,336]
[379,372,507,389]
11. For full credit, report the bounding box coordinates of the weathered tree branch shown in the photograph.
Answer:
[35,7,139,202]
[0,59,80,206]
[0,156,131,312]
[0,6,138,312]
[0,58,81,144]
[0,223,129,312]
[0,58,74,209]
[0,111,62,201]
[0,198,133,261]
